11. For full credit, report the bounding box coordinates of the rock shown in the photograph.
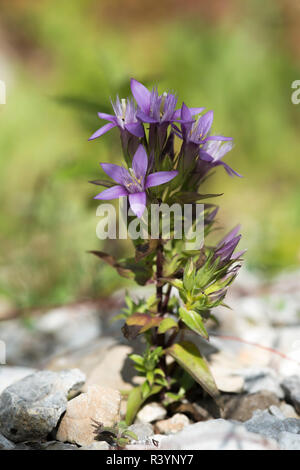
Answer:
[279,402,299,419]
[155,414,190,434]
[80,441,110,450]
[244,408,300,441]
[221,391,280,422]
[0,303,102,367]
[0,432,15,450]
[238,367,284,398]
[47,339,138,392]
[127,423,154,442]
[281,375,300,414]
[0,366,37,395]
[209,352,244,393]
[137,402,167,423]
[56,385,121,447]
[0,369,85,442]
[278,432,300,450]
[268,405,286,420]
[149,419,278,450]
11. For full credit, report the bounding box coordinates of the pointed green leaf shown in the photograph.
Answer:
[125,384,163,425]
[167,341,219,399]
[158,317,178,334]
[179,307,209,339]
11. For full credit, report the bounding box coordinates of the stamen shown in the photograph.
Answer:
[121,98,127,121]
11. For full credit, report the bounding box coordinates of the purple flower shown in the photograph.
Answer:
[130,79,203,125]
[199,140,242,177]
[214,225,246,264]
[178,103,231,145]
[94,144,178,218]
[89,96,144,141]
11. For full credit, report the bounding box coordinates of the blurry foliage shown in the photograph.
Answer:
[0,0,299,309]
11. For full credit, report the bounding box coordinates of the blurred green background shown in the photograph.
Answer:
[0,0,299,311]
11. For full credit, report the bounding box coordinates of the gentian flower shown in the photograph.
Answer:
[130,79,204,125]
[198,140,242,177]
[94,144,178,218]
[89,96,144,141]
[178,104,232,145]
[214,225,246,264]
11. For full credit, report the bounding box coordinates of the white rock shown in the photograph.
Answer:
[155,414,190,434]
[278,431,300,450]
[279,402,299,419]
[137,402,167,423]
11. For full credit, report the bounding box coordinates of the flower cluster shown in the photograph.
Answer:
[89,79,245,423]
[90,79,241,217]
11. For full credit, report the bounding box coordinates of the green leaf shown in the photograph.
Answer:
[125,386,145,425]
[183,259,195,292]
[125,384,163,425]
[158,317,178,334]
[129,354,144,366]
[126,313,162,334]
[179,307,209,339]
[175,192,223,203]
[89,251,133,279]
[123,430,138,441]
[167,341,219,399]
[88,179,115,187]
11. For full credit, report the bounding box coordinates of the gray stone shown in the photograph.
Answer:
[244,409,300,441]
[221,391,280,422]
[0,369,85,442]
[128,423,154,442]
[238,367,284,398]
[0,366,37,395]
[0,432,15,450]
[278,432,300,450]
[281,375,300,414]
[80,441,110,450]
[127,419,278,450]
[15,441,78,451]
[0,304,102,367]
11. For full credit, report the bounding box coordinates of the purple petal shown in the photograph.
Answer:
[231,249,247,260]
[97,112,115,121]
[218,225,241,248]
[189,107,205,116]
[205,135,233,142]
[125,122,144,138]
[129,191,147,218]
[89,122,116,141]
[130,79,151,114]
[173,106,205,119]
[136,109,157,123]
[221,161,243,178]
[198,110,214,137]
[132,145,148,182]
[145,170,178,189]
[181,102,193,122]
[198,150,214,162]
[94,185,128,200]
[101,163,130,185]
